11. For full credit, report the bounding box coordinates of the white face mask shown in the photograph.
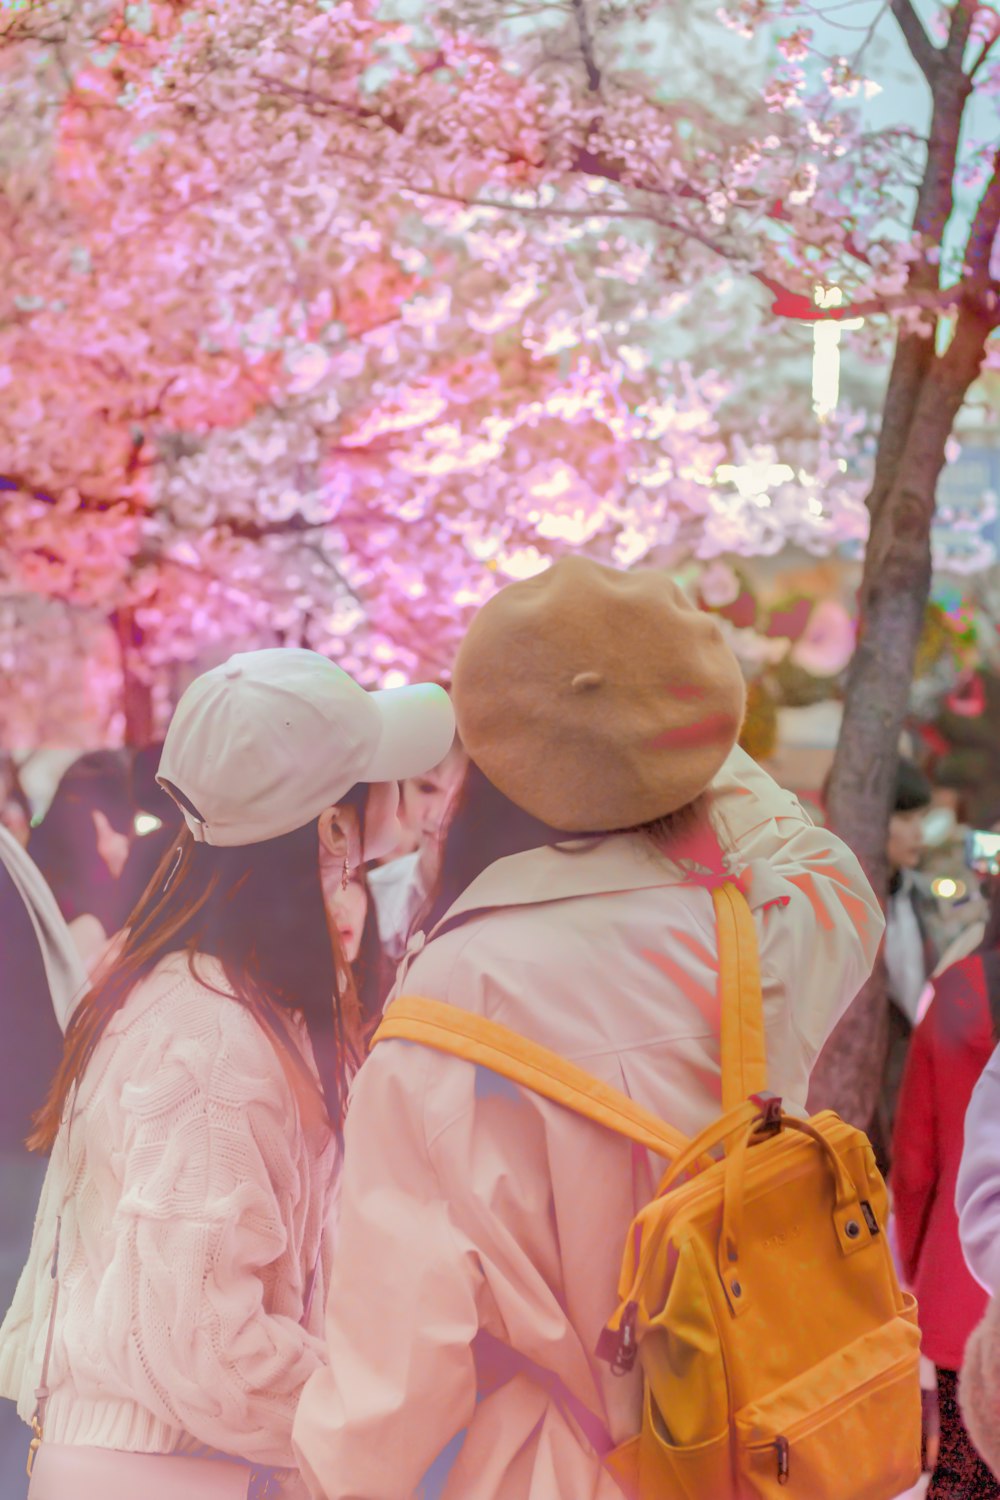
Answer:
[922,807,957,848]
[362,782,403,862]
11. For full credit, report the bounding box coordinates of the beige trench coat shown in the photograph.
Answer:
[294,748,884,1500]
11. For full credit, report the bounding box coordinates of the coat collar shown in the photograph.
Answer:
[422,834,712,945]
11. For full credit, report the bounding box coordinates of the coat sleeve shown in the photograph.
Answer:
[957,1040,1000,1293]
[90,1002,329,1465]
[293,1043,484,1500]
[890,1005,939,1285]
[707,747,885,1069]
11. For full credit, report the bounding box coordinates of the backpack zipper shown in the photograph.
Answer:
[746,1434,789,1485]
[775,1435,789,1484]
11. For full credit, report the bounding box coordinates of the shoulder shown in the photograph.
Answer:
[398,915,500,1010]
[929,953,987,1005]
[103,954,295,1108]
[923,954,992,1047]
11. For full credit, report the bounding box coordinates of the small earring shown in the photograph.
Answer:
[341,856,350,891]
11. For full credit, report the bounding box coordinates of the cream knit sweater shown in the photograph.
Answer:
[0,952,337,1467]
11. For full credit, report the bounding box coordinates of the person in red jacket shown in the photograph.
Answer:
[892,874,1000,1499]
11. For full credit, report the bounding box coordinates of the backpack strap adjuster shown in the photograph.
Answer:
[749,1092,783,1137]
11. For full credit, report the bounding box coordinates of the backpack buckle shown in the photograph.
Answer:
[750,1092,783,1137]
[606,1300,639,1376]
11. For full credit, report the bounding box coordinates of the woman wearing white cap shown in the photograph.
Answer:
[0,649,454,1500]
[293,557,887,1500]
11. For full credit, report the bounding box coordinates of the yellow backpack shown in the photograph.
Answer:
[373,881,922,1499]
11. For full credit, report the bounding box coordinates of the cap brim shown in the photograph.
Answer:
[365,683,456,783]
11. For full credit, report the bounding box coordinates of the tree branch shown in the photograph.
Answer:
[392,179,991,322]
[908,30,974,263]
[252,71,758,219]
[214,512,335,541]
[944,0,978,69]
[752,271,985,322]
[570,0,601,92]
[962,147,1000,320]
[889,0,940,81]
[969,15,1000,78]
[0,474,149,518]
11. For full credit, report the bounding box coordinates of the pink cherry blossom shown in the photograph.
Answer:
[0,0,996,749]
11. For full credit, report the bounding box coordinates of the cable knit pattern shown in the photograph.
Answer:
[0,953,337,1467]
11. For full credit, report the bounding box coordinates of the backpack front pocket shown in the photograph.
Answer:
[638,1420,731,1500]
[735,1310,921,1498]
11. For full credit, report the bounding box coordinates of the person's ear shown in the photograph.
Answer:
[317,806,361,868]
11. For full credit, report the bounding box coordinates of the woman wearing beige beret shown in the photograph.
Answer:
[294,556,886,1500]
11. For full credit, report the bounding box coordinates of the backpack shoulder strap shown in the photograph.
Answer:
[373,880,767,1161]
[714,882,768,1112]
[372,995,691,1161]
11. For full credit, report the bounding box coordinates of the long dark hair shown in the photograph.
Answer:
[107,743,185,932]
[420,761,710,935]
[333,782,391,1031]
[29,816,361,1153]
[352,883,392,1033]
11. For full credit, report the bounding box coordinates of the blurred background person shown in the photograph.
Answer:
[0,826,86,1498]
[28,750,132,972]
[929,810,1000,978]
[368,730,467,961]
[892,866,1000,1499]
[872,757,940,1174]
[0,756,32,849]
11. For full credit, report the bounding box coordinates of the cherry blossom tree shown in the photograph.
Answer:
[147,0,998,1125]
[1,0,867,731]
[0,592,123,749]
[752,0,1000,1124]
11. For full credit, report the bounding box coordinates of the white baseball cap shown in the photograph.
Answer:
[157,648,456,846]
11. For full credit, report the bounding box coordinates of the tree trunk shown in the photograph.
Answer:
[110,607,154,747]
[804,0,1000,1125]
[808,307,995,1125]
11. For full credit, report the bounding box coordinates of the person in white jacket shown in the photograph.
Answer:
[0,649,454,1500]
[293,557,885,1500]
[0,827,87,1497]
[954,1042,1000,1488]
